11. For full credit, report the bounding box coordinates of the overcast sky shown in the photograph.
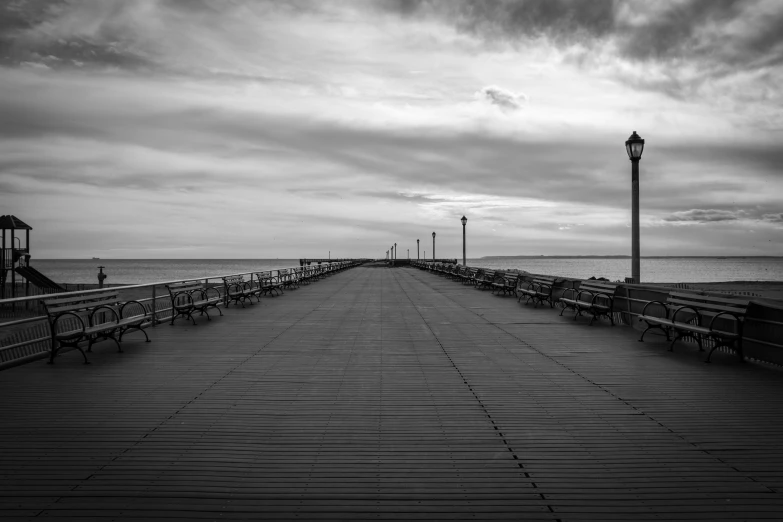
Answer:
[1,0,782,259]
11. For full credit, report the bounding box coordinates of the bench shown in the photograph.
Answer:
[517,276,567,308]
[559,280,620,325]
[461,267,480,285]
[278,269,299,290]
[475,269,496,291]
[223,275,255,307]
[638,291,748,362]
[255,271,284,296]
[42,290,151,364]
[167,281,223,325]
[491,272,519,296]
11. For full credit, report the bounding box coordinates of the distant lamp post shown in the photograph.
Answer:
[394,243,397,261]
[432,232,436,260]
[417,239,420,259]
[625,130,645,284]
[460,216,467,266]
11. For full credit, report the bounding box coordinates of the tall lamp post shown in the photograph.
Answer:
[394,243,397,261]
[432,232,436,261]
[625,131,645,284]
[417,239,420,259]
[460,216,467,266]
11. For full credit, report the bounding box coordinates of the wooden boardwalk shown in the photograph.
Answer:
[1,265,783,520]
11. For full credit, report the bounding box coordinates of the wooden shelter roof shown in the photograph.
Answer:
[0,215,32,230]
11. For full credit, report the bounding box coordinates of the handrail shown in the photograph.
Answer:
[0,260,365,368]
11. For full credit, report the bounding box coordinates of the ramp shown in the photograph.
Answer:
[14,265,63,291]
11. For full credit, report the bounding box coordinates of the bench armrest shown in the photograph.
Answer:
[120,300,149,320]
[203,286,221,300]
[671,305,701,325]
[589,292,613,307]
[562,287,580,300]
[172,290,195,306]
[536,282,552,293]
[641,300,669,318]
[52,312,86,339]
[708,311,743,333]
[89,305,120,325]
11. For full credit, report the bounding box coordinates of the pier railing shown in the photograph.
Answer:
[0,261,365,369]
[411,260,783,366]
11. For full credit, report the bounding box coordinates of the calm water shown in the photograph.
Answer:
[31,257,783,285]
[473,257,783,283]
[34,259,301,285]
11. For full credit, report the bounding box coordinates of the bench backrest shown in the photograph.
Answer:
[504,273,520,285]
[667,291,749,316]
[223,275,246,285]
[577,280,619,295]
[167,281,206,297]
[42,291,120,318]
[256,271,277,282]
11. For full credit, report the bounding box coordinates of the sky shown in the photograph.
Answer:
[1,0,782,259]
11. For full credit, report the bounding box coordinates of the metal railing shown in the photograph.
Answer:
[0,261,362,368]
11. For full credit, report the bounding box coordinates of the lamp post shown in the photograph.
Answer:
[625,131,645,284]
[394,243,397,261]
[432,232,436,260]
[417,239,419,259]
[460,216,467,266]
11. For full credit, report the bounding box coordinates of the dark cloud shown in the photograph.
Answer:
[476,85,526,111]
[664,208,744,223]
[663,208,783,225]
[376,0,783,99]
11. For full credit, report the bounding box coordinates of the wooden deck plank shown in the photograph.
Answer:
[0,265,782,519]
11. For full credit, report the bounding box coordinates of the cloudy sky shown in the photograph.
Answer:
[1,0,782,259]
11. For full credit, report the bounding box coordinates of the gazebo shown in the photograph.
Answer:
[0,215,62,299]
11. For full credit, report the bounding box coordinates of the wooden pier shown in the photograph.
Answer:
[1,265,783,520]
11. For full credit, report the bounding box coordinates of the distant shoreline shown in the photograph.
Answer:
[481,255,783,260]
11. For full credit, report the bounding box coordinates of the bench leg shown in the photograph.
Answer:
[50,339,90,365]
[669,332,701,353]
[49,338,90,365]
[639,324,669,343]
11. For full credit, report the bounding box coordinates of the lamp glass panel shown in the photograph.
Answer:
[631,142,644,158]
[625,143,632,159]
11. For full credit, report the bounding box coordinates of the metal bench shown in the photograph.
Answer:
[278,269,299,290]
[255,271,284,297]
[491,272,519,296]
[516,276,574,309]
[559,280,620,325]
[222,275,255,308]
[475,269,496,291]
[42,290,150,364]
[167,281,223,324]
[638,291,748,362]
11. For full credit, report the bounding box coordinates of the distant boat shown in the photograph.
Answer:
[92,257,100,260]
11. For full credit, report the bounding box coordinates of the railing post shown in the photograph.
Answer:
[151,284,157,326]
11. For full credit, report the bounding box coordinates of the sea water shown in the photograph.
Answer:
[31,257,783,285]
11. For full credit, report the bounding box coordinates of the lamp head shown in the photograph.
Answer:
[461,216,467,226]
[625,131,645,160]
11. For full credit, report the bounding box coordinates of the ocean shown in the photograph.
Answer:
[30,257,783,285]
